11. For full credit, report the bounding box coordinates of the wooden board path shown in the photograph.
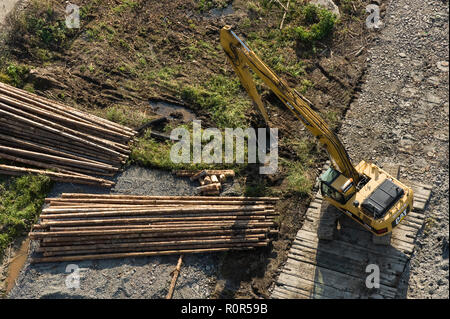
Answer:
[271,182,432,299]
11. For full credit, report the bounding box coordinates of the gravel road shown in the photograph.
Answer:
[7,166,242,299]
[339,0,449,298]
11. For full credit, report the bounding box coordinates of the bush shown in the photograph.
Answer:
[292,4,337,44]
[6,0,75,55]
[0,63,30,87]
[0,175,52,257]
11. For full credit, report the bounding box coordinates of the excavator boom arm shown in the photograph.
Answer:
[220,26,360,183]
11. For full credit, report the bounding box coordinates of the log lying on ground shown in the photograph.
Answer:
[30,194,279,263]
[174,169,236,195]
[0,82,135,187]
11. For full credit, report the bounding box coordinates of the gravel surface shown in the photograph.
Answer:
[7,166,241,299]
[339,0,449,298]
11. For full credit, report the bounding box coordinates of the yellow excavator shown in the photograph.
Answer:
[220,25,413,239]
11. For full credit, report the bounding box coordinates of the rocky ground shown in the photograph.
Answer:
[339,0,449,298]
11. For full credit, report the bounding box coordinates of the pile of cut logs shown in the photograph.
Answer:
[29,193,279,263]
[0,82,136,187]
[173,169,236,195]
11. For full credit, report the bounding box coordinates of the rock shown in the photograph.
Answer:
[29,68,67,90]
[398,52,407,58]
[436,61,449,72]
[425,92,442,105]
[310,0,340,18]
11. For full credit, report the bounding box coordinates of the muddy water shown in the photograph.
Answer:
[149,99,196,122]
[209,4,234,17]
[4,237,29,294]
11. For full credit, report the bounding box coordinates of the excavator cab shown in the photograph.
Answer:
[319,167,356,205]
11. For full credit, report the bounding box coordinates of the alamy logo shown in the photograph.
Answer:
[170,120,278,174]
[65,3,80,29]
[365,264,380,289]
[65,264,80,289]
[365,4,382,29]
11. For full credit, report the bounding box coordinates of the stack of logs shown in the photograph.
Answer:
[0,82,136,187]
[29,193,279,263]
[173,170,236,195]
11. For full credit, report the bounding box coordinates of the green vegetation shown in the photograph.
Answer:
[181,75,251,128]
[290,4,337,44]
[197,0,231,12]
[130,129,219,171]
[0,63,30,88]
[244,180,271,197]
[285,161,313,195]
[0,175,52,257]
[112,0,138,14]
[283,139,318,195]
[102,104,154,128]
[8,1,74,51]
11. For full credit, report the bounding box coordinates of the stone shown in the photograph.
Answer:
[310,0,340,18]
[436,61,449,72]
[425,93,442,105]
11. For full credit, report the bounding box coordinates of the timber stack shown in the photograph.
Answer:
[0,82,136,187]
[29,193,279,263]
[173,169,236,195]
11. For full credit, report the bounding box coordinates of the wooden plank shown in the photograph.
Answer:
[273,282,333,299]
[272,180,433,299]
[286,250,398,288]
[294,230,409,263]
[277,273,358,299]
[277,263,395,299]
[291,238,406,274]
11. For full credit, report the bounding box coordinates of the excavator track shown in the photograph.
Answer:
[272,169,432,299]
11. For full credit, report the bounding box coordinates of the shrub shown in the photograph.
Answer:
[292,4,337,44]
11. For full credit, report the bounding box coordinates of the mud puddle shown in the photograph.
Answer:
[149,99,196,122]
[209,4,234,17]
[4,237,30,295]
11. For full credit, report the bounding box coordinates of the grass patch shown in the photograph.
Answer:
[130,130,217,171]
[0,175,52,258]
[282,138,318,195]
[112,0,138,14]
[290,4,337,44]
[102,104,154,128]
[244,180,271,197]
[0,63,30,87]
[285,161,313,196]
[181,75,251,128]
